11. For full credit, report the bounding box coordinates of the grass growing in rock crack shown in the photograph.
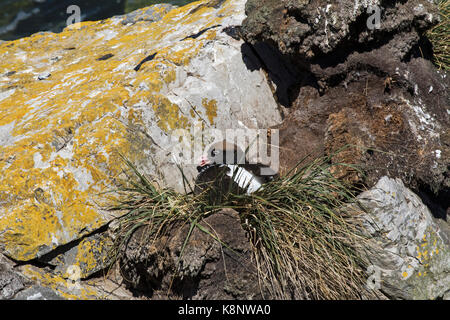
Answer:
[109,154,375,300]
[428,0,449,70]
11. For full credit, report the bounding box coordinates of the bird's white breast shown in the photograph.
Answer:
[227,165,262,194]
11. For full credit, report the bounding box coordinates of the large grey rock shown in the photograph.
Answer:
[0,253,68,300]
[0,269,28,300]
[356,177,450,299]
[13,285,64,300]
[0,0,280,298]
[39,231,114,280]
[0,254,30,300]
[119,3,175,25]
[0,0,281,273]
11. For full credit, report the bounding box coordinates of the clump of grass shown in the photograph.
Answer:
[109,154,375,300]
[236,157,373,299]
[428,0,449,70]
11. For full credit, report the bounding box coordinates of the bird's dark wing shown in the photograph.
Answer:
[194,165,243,199]
[241,164,279,183]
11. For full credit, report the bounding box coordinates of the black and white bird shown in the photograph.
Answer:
[194,140,277,195]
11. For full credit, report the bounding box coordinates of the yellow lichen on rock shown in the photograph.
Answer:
[21,265,103,300]
[202,98,218,125]
[0,0,245,261]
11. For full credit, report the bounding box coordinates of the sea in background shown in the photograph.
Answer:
[0,0,196,40]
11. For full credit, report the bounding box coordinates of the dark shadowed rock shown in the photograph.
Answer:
[242,0,439,60]
[119,208,262,299]
[242,0,449,214]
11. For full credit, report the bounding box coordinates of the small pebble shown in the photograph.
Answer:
[37,72,51,80]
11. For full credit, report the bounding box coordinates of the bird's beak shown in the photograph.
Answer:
[199,155,210,167]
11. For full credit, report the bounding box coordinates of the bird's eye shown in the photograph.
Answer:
[211,149,218,157]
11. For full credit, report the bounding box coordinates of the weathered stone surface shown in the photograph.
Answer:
[1,253,125,300]
[0,0,281,267]
[16,264,133,300]
[42,231,113,279]
[242,0,449,209]
[119,4,176,25]
[0,254,30,299]
[119,208,262,299]
[355,177,450,300]
[242,0,439,60]
[125,1,194,13]
[13,285,64,300]
[2,0,446,301]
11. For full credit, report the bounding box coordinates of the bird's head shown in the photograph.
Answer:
[197,140,246,172]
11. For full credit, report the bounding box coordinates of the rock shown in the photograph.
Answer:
[354,177,450,300]
[16,263,134,300]
[3,0,445,301]
[0,254,30,299]
[1,252,125,300]
[242,0,439,60]
[119,208,262,299]
[0,0,129,41]
[39,231,114,280]
[37,72,51,80]
[124,1,198,13]
[119,4,176,25]
[241,0,449,210]
[13,285,64,300]
[0,0,281,274]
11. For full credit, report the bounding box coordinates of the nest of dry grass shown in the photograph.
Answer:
[109,154,376,299]
[428,0,449,70]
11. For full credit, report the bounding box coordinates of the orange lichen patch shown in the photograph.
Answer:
[46,234,113,279]
[163,69,177,84]
[162,41,204,66]
[202,98,218,125]
[151,94,189,131]
[415,228,441,270]
[0,0,239,262]
[73,239,108,278]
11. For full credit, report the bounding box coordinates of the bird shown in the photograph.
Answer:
[194,140,278,196]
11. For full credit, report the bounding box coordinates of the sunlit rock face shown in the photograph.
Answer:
[0,0,282,271]
[355,177,450,300]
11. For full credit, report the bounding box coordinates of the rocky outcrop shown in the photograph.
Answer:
[1,0,448,300]
[125,1,193,13]
[242,0,440,61]
[0,251,134,300]
[242,0,449,209]
[354,177,450,300]
[0,0,281,298]
[0,254,30,299]
[239,0,449,299]
[119,209,262,299]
